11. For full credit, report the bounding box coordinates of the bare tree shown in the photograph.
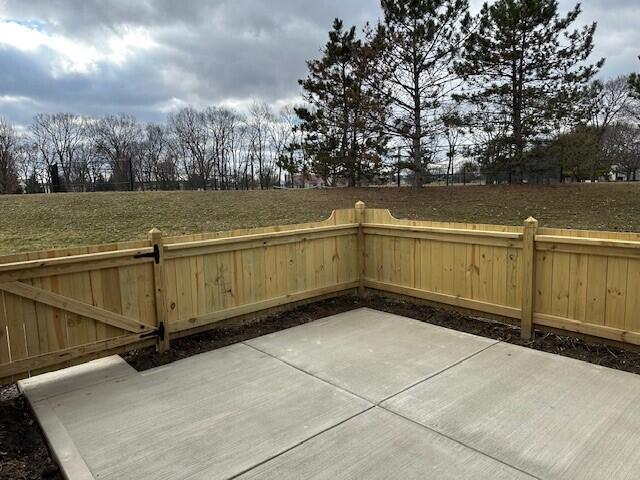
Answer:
[604,123,640,181]
[587,76,634,134]
[15,140,45,192]
[206,107,246,189]
[75,141,104,191]
[91,114,142,190]
[169,107,214,190]
[0,119,20,193]
[228,113,249,189]
[247,102,275,189]
[134,123,167,190]
[30,113,85,190]
[270,106,297,187]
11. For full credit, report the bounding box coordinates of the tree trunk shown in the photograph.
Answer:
[412,45,423,188]
[412,132,421,187]
[512,52,524,184]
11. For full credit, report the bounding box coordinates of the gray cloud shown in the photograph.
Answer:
[0,0,638,125]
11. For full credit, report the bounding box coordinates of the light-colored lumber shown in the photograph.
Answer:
[626,259,640,333]
[605,257,628,330]
[0,332,153,379]
[168,281,360,333]
[2,205,640,381]
[0,247,153,274]
[149,228,170,352]
[355,201,366,297]
[364,279,521,320]
[0,256,153,283]
[536,235,640,249]
[165,224,358,252]
[363,222,523,239]
[520,217,538,339]
[567,253,588,322]
[0,292,10,364]
[585,256,608,325]
[533,312,640,346]
[0,282,153,333]
[535,242,640,259]
[363,225,522,249]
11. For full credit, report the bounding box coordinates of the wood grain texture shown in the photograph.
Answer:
[2,205,640,383]
[0,210,360,382]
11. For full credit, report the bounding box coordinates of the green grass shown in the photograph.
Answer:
[1,183,639,255]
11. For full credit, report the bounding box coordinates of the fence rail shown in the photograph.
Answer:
[1,202,640,384]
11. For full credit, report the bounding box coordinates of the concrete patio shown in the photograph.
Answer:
[19,308,640,479]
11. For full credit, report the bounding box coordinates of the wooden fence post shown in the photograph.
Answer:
[355,201,366,298]
[521,217,538,340]
[148,228,170,353]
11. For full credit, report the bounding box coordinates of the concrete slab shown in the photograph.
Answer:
[18,355,136,402]
[28,398,95,480]
[24,310,640,480]
[238,407,533,479]
[36,343,370,480]
[383,341,640,480]
[18,356,138,480]
[246,308,497,402]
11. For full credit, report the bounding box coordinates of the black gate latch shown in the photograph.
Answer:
[134,244,160,264]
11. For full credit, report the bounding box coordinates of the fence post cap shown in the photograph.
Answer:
[148,227,163,239]
[355,201,366,209]
[524,216,538,226]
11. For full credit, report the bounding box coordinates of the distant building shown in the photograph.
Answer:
[292,173,325,188]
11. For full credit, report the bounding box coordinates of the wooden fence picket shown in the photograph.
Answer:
[1,203,640,384]
[521,217,539,339]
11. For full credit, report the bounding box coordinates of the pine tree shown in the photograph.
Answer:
[372,0,470,187]
[297,19,388,187]
[549,125,608,182]
[456,0,603,182]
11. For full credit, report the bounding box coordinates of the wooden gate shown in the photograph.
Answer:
[0,242,164,383]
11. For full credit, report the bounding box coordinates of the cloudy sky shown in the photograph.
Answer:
[0,0,638,125]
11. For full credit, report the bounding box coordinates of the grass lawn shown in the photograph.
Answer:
[1,182,639,255]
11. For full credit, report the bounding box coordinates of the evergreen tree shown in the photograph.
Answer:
[297,19,388,187]
[456,0,603,182]
[372,0,470,187]
[549,125,608,182]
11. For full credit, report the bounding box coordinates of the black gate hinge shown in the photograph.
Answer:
[141,321,165,341]
[134,244,160,264]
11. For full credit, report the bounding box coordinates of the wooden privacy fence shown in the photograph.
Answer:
[0,209,359,384]
[1,201,640,384]
[361,208,640,346]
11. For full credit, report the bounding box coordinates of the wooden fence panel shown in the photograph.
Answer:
[0,209,360,383]
[533,226,640,343]
[163,229,359,334]
[362,209,524,321]
[626,260,640,333]
[2,203,640,384]
[363,209,640,346]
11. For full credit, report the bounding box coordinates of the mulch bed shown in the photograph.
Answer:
[0,386,60,480]
[3,293,640,479]
[123,295,366,371]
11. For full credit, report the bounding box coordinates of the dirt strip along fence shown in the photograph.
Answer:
[2,202,640,384]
